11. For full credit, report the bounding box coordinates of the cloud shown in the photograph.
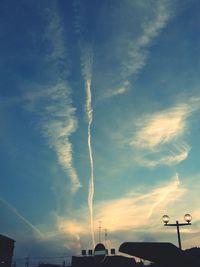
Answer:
[72,0,86,36]
[54,174,185,248]
[136,142,191,168]
[0,197,82,259]
[112,86,129,96]
[102,81,130,99]
[23,4,81,193]
[2,172,199,255]
[41,173,200,251]
[94,174,185,232]
[25,83,81,193]
[128,99,200,167]
[43,3,69,78]
[130,104,189,150]
[74,11,95,245]
[121,0,172,81]
[97,0,173,100]
[147,173,182,218]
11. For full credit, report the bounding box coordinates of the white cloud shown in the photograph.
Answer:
[3,172,200,253]
[136,142,191,168]
[97,1,173,100]
[147,173,182,218]
[25,83,81,193]
[49,172,200,251]
[54,175,185,243]
[94,174,185,232]
[120,0,172,91]
[136,0,171,47]
[128,99,200,167]
[43,3,69,77]
[130,104,189,150]
[23,4,81,193]
[103,82,130,99]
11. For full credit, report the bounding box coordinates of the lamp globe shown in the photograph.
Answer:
[162,215,170,224]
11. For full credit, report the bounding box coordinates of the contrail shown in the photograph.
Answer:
[81,47,95,248]
[86,78,95,248]
[73,0,95,247]
[0,198,44,238]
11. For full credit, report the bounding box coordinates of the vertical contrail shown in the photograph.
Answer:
[85,77,95,248]
[73,0,95,247]
[81,46,95,247]
[83,49,95,248]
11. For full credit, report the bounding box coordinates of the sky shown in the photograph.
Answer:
[1,0,200,264]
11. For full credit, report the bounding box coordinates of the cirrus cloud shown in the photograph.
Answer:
[130,104,189,150]
[129,98,200,167]
[54,174,185,249]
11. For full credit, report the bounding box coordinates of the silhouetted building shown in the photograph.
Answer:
[185,246,200,259]
[119,242,200,267]
[38,263,72,267]
[0,234,15,267]
[72,255,137,267]
[38,264,62,267]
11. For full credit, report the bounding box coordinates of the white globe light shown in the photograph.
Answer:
[162,215,170,224]
[184,214,192,223]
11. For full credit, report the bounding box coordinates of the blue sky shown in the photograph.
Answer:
[1,0,200,263]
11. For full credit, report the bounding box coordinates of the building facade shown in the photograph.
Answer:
[0,234,15,267]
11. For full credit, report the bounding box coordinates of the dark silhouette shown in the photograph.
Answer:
[185,246,200,258]
[0,234,15,267]
[71,255,137,267]
[38,265,62,267]
[119,242,200,267]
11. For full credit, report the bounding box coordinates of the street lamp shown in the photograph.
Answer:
[162,214,192,250]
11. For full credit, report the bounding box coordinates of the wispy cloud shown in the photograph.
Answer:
[25,83,81,193]
[130,104,189,150]
[121,0,172,81]
[137,142,190,168]
[129,99,200,167]
[44,172,200,250]
[94,175,185,232]
[43,3,69,78]
[24,4,81,193]
[0,199,84,257]
[0,198,80,259]
[54,175,185,244]
[147,173,182,218]
[72,0,85,36]
[102,82,130,99]
[2,173,198,254]
[98,0,173,99]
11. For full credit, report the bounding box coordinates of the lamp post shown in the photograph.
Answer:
[162,214,192,250]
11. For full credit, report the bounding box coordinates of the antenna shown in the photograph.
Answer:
[98,221,102,243]
[104,228,108,248]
